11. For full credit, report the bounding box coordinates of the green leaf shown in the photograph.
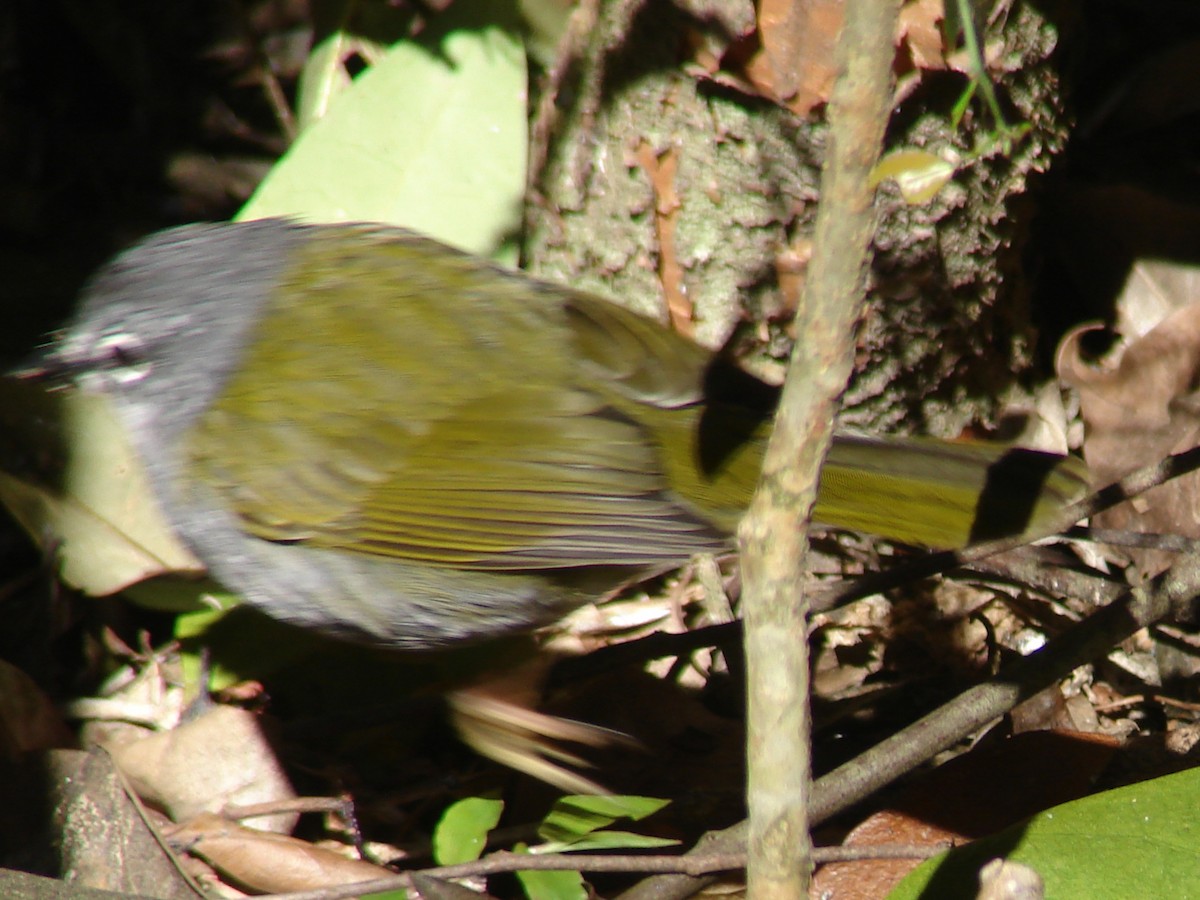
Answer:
[0,379,204,597]
[537,830,678,854]
[869,150,957,206]
[295,0,415,132]
[434,796,505,865]
[173,604,342,695]
[515,867,586,900]
[296,28,388,132]
[238,0,527,260]
[174,605,249,694]
[887,767,1200,899]
[537,795,669,845]
[121,578,236,615]
[513,843,586,900]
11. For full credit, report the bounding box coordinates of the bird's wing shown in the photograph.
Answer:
[185,240,730,569]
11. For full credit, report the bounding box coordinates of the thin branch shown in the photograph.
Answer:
[254,844,945,900]
[810,550,1200,821]
[735,2,900,897]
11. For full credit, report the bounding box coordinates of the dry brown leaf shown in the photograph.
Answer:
[679,0,757,80]
[743,0,844,117]
[108,704,298,834]
[0,658,74,756]
[898,0,947,70]
[1114,258,1200,341]
[810,730,1118,899]
[174,812,389,894]
[1057,306,1200,573]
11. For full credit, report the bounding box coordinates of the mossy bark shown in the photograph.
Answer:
[526,0,1070,437]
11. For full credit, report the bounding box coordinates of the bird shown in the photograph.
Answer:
[29,219,1088,791]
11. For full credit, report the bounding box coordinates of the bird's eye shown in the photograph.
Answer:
[94,333,151,384]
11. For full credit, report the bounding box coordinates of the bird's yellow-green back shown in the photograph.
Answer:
[184,224,1086,567]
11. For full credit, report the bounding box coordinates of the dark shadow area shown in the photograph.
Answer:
[0,0,294,367]
[968,447,1072,543]
[1029,0,1200,359]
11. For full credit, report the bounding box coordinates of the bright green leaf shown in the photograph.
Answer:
[434,796,505,865]
[537,830,678,854]
[173,606,237,641]
[515,867,586,900]
[887,767,1200,899]
[296,29,384,132]
[174,605,248,694]
[517,0,573,64]
[538,795,669,845]
[514,843,586,900]
[295,0,414,131]
[951,79,977,129]
[239,0,527,260]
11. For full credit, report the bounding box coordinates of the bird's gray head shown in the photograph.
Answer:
[31,220,304,443]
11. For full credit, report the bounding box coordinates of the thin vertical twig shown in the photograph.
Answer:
[737,1,900,897]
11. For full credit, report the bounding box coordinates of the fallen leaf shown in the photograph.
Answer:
[174,812,390,894]
[108,704,298,835]
[741,0,844,117]
[0,379,204,597]
[898,0,948,71]
[1057,305,1200,573]
[812,730,1118,898]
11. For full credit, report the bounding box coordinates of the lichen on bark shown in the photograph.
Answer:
[526,0,1069,437]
